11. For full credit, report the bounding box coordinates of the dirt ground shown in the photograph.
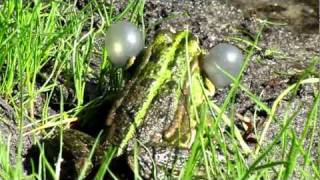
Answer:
[84,0,320,177]
[142,0,320,175]
[0,0,319,177]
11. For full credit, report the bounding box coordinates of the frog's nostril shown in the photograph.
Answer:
[202,43,244,88]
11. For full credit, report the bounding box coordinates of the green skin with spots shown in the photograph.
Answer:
[104,31,201,158]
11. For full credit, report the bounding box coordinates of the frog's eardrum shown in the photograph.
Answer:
[203,43,244,88]
[105,21,144,67]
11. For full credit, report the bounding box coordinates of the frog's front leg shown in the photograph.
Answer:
[163,61,205,149]
[163,99,196,148]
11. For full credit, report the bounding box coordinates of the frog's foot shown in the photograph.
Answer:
[163,103,196,148]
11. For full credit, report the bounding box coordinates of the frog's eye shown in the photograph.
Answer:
[202,43,244,88]
[105,21,144,67]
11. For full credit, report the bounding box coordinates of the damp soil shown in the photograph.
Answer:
[0,0,319,179]
[140,1,319,178]
[0,98,33,163]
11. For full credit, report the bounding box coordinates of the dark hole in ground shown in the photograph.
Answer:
[86,155,134,180]
[24,132,134,179]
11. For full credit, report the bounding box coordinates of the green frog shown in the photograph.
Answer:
[103,30,203,178]
[46,30,205,179]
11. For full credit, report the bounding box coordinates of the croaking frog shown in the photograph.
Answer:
[103,30,203,178]
[45,30,205,179]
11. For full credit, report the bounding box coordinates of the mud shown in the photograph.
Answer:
[229,0,319,34]
[0,97,33,164]
[0,0,319,178]
[141,0,319,178]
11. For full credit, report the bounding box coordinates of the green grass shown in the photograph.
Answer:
[0,0,319,179]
